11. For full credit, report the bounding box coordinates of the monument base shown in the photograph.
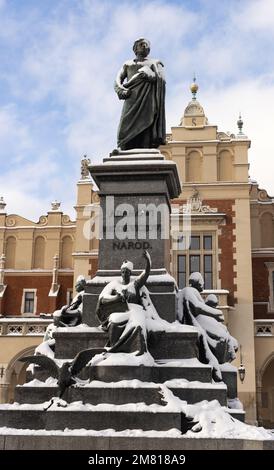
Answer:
[0,432,273,451]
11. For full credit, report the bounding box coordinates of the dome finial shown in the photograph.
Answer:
[237,112,243,135]
[190,74,199,100]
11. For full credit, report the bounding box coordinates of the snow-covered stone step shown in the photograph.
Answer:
[54,328,199,361]
[15,377,227,406]
[90,360,213,383]
[0,401,245,432]
[15,380,164,406]
[0,405,182,432]
[29,358,213,385]
[166,379,227,406]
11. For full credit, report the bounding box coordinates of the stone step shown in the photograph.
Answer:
[29,359,213,384]
[168,382,227,406]
[89,361,213,384]
[15,379,227,406]
[0,404,244,433]
[0,406,182,432]
[54,329,107,359]
[0,433,272,450]
[15,382,164,406]
[54,328,199,361]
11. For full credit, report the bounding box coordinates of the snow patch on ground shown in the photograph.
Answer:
[183,400,272,440]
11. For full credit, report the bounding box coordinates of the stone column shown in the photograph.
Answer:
[48,254,60,312]
[256,371,263,426]
[0,383,9,404]
[0,364,9,404]
[0,253,5,287]
[0,254,6,315]
[51,254,59,293]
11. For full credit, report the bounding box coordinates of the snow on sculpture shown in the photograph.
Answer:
[35,275,87,358]
[95,250,154,355]
[178,272,238,381]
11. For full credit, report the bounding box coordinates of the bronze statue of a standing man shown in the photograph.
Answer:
[114,38,166,150]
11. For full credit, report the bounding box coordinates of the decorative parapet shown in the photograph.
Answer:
[254,320,274,336]
[51,200,61,211]
[217,131,236,141]
[81,156,91,179]
[171,189,226,226]
[181,189,218,214]
[2,212,75,228]
[0,318,51,336]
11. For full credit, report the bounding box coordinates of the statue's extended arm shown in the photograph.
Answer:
[99,283,125,305]
[190,297,224,322]
[135,250,151,289]
[100,292,123,304]
[67,294,82,312]
[114,64,131,100]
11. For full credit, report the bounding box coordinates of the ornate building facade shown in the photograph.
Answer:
[0,86,274,427]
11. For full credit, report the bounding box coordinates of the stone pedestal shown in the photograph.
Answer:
[82,149,181,325]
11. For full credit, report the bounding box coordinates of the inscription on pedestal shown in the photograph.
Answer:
[113,241,152,250]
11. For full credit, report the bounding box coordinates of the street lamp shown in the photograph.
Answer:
[238,345,246,383]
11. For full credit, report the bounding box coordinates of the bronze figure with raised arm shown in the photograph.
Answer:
[96,250,152,355]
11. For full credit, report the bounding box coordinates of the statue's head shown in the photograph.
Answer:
[75,275,86,293]
[205,293,218,308]
[121,260,133,284]
[53,310,61,326]
[189,272,204,292]
[133,38,150,57]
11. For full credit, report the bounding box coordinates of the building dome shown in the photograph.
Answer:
[179,77,208,127]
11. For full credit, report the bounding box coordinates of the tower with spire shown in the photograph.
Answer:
[179,76,208,127]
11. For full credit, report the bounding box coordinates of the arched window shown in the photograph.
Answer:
[186,151,201,182]
[60,236,73,269]
[33,236,45,269]
[260,357,274,427]
[261,212,274,248]
[218,150,234,181]
[5,236,16,269]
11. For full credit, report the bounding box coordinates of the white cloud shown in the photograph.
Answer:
[235,0,274,31]
[0,106,33,162]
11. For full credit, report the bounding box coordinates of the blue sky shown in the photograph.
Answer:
[0,0,274,219]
